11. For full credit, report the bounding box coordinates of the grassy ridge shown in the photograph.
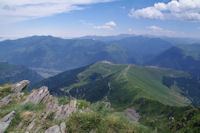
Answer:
[32,62,191,109]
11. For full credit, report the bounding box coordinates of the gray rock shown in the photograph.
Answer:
[0,80,29,107]
[18,120,25,128]
[0,111,15,133]
[26,119,35,131]
[60,122,66,133]
[125,107,141,121]
[42,94,78,120]
[0,95,12,107]
[45,125,61,133]
[12,80,30,93]
[33,125,41,133]
[54,100,77,120]
[24,86,49,104]
[13,92,24,101]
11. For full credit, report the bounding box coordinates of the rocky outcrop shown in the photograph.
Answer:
[54,100,77,120]
[12,80,30,93]
[43,98,77,120]
[24,86,49,104]
[0,111,15,133]
[0,80,29,107]
[23,86,78,121]
[0,80,80,132]
[0,95,12,107]
[125,107,141,121]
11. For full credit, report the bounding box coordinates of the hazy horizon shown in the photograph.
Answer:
[1,0,200,39]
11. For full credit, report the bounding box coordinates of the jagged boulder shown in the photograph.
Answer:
[24,86,78,121]
[24,86,50,104]
[12,80,30,93]
[45,125,61,133]
[0,80,29,107]
[0,111,15,133]
[0,95,12,107]
[54,100,77,120]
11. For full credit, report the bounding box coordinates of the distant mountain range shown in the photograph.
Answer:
[0,35,173,77]
[0,35,200,78]
[148,44,200,75]
[78,34,200,44]
[0,62,43,85]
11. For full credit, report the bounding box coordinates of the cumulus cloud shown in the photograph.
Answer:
[129,0,200,22]
[0,0,114,23]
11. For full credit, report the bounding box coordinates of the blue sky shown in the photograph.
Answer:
[0,0,200,39]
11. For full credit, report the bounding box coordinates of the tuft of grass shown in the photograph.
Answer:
[78,100,90,109]
[66,112,135,133]
[46,112,55,121]
[58,97,70,105]
[0,84,12,99]
[67,112,101,133]
[21,102,45,112]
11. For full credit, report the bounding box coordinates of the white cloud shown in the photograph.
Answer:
[146,25,176,36]
[129,8,164,20]
[129,0,200,22]
[0,0,114,23]
[94,21,117,30]
[81,20,117,30]
[147,25,163,31]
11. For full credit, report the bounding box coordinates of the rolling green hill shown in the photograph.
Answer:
[0,62,43,85]
[31,61,194,109]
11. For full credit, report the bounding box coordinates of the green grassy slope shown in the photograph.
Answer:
[32,62,191,109]
[170,107,200,133]
[108,64,190,109]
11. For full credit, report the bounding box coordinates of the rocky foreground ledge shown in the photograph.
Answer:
[0,80,81,133]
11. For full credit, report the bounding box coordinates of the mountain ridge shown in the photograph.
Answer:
[31,62,193,108]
